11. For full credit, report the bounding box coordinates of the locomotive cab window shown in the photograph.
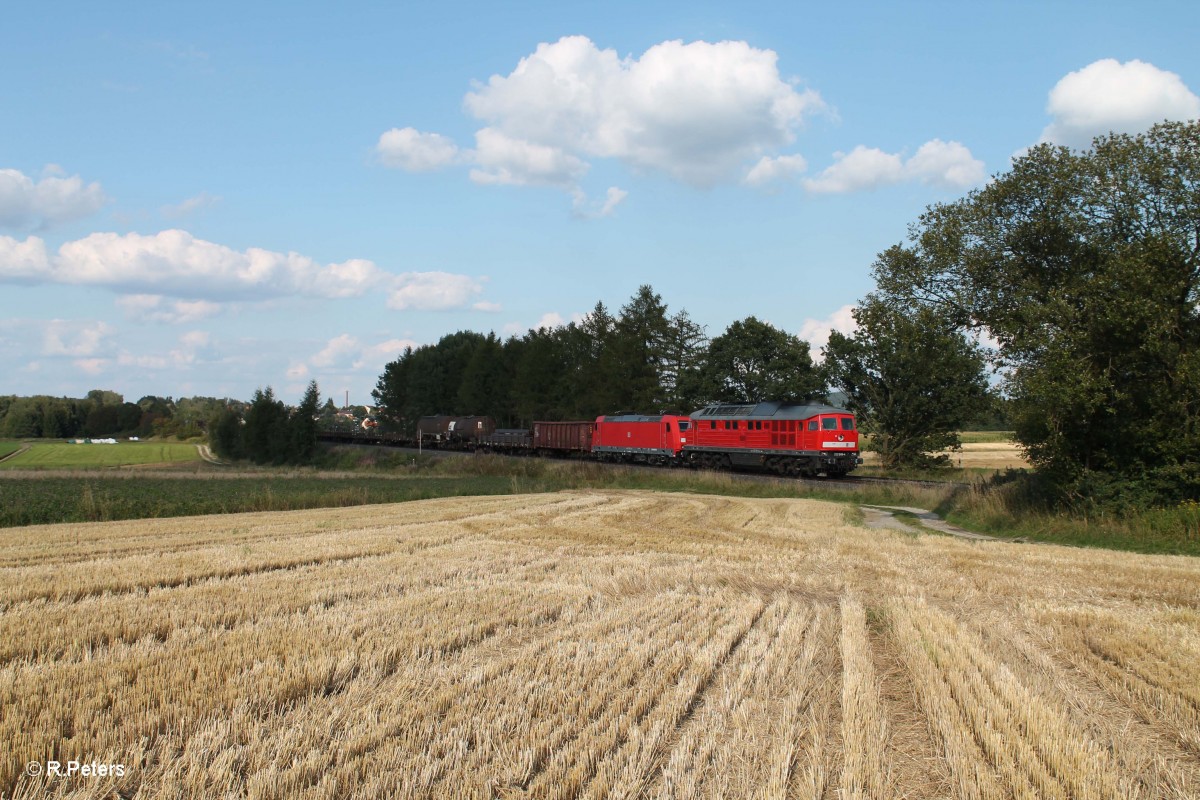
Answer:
[679,421,690,431]
[808,420,818,431]
[841,418,855,430]
[666,423,671,432]
[822,418,839,430]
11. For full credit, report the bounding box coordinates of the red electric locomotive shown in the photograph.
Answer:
[592,413,688,465]
[684,401,859,477]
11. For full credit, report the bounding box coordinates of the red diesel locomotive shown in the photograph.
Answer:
[591,401,859,477]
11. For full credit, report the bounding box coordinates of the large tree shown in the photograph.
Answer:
[824,296,990,469]
[700,316,823,404]
[873,121,1200,502]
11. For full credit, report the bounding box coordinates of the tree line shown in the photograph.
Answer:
[372,286,830,431]
[0,391,243,440]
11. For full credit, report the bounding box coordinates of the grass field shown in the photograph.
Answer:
[0,442,24,460]
[0,441,201,470]
[2,491,1198,798]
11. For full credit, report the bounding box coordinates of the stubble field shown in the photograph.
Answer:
[2,490,1199,798]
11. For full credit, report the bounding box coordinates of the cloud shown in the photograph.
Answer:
[114,330,212,371]
[387,271,487,311]
[73,358,109,376]
[298,334,421,377]
[355,338,419,370]
[379,35,827,204]
[117,293,222,324]
[310,333,360,368]
[463,36,825,188]
[804,147,903,194]
[0,168,108,230]
[804,139,984,194]
[0,234,51,279]
[1040,59,1200,147]
[376,127,462,171]
[799,304,857,360]
[903,140,986,188]
[744,154,808,187]
[571,186,628,218]
[42,319,114,357]
[161,191,221,219]
[2,230,498,312]
[469,127,588,187]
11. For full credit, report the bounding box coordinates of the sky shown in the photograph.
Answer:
[2,1,1198,407]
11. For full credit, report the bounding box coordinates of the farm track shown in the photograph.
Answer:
[3,490,1198,798]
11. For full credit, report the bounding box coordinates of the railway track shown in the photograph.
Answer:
[320,439,970,492]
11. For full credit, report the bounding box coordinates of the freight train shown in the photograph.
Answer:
[320,401,861,478]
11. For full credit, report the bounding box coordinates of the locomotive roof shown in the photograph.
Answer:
[598,413,675,423]
[689,401,850,420]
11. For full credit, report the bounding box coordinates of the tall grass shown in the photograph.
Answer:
[943,477,1200,556]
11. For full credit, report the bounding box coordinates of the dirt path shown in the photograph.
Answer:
[859,504,1003,542]
[0,445,29,465]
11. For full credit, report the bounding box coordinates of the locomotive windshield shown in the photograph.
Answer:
[841,418,855,430]
[821,417,839,430]
[678,421,690,431]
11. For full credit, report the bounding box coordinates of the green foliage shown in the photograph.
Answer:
[700,316,823,404]
[873,121,1200,506]
[824,297,990,469]
[208,384,321,466]
[372,286,711,426]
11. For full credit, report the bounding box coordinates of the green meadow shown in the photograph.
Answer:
[0,441,201,470]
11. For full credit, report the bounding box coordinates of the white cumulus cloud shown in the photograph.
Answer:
[0,168,108,230]
[744,154,809,186]
[387,271,487,311]
[1040,59,1200,147]
[310,333,361,368]
[804,147,903,194]
[804,139,984,194]
[800,304,857,360]
[117,294,222,324]
[1,230,497,312]
[376,127,462,171]
[378,35,827,206]
[42,319,114,357]
[463,36,825,187]
[469,127,588,187]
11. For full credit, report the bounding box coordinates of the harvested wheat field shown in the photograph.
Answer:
[859,442,1030,470]
[3,491,1199,799]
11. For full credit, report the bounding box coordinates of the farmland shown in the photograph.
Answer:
[3,491,1198,798]
[0,441,201,470]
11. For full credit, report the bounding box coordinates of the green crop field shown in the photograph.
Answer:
[0,441,201,470]
[0,442,24,460]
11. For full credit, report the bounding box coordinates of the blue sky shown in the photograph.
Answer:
[2,1,1198,406]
